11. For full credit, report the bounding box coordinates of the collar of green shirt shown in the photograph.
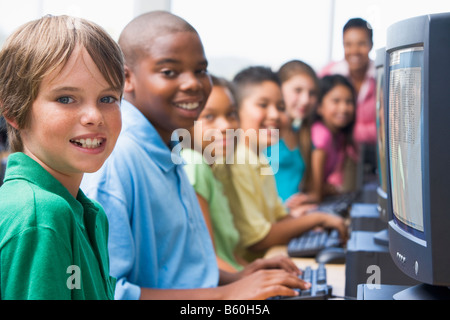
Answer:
[3,152,100,227]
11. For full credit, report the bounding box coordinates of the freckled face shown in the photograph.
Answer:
[21,46,122,180]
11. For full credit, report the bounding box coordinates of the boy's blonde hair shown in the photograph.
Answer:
[0,15,125,152]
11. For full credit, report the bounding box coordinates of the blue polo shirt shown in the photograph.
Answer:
[81,100,219,300]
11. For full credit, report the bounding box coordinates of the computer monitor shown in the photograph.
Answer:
[386,13,450,299]
[375,47,389,223]
[373,47,390,246]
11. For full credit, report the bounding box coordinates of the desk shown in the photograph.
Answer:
[265,246,346,299]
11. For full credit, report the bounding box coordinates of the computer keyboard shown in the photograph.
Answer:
[270,263,332,300]
[287,229,341,258]
[316,192,358,217]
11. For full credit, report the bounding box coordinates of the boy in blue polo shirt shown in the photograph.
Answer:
[82,11,308,300]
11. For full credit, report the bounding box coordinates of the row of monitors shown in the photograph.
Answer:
[374,12,450,298]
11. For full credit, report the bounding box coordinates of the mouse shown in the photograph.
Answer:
[315,247,346,264]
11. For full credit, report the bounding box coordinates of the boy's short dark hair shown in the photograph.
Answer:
[232,66,281,107]
[343,17,373,44]
[119,11,198,70]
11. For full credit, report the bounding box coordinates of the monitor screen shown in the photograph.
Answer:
[388,46,425,240]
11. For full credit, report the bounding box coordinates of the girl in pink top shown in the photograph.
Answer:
[306,75,358,203]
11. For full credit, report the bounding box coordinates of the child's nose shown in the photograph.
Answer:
[81,103,104,126]
[212,116,227,130]
[267,105,280,121]
[180,72,201,92]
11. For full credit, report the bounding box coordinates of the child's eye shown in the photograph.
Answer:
[161,69,177,78]
[100,96,118,104]
[57,96,74,104]
[196,68,209,75]
[202,114,215,121]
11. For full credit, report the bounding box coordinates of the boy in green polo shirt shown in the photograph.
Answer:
[0,15,124,299]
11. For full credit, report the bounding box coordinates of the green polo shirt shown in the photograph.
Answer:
[0,153,115,300]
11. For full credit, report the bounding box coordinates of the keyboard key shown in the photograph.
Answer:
[316,264,327,284]
[301,289,312,297]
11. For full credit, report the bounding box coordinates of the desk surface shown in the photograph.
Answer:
[265,246,346,299]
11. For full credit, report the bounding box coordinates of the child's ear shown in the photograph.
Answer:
[3,115,19,130]
[123,65,135,94]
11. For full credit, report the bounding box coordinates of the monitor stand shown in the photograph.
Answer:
[345,231,419,297]
[393,284,450,300]
[357,284,409,300]
[373,228,389,246]
[358,284,450,300]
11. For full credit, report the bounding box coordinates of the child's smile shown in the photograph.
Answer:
[176,101,201,111]
[69,135,106,151]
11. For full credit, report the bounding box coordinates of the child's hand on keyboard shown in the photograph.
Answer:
[290,203,319,217]
[220,269,311,300]
[317,213,349,243]
[285,193,318,208]
[237,255,301,279]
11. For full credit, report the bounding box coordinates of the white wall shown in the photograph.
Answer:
[171,0,450,79]
[1,0,449,79]
[0,0,171,43]
[171,0,335,79]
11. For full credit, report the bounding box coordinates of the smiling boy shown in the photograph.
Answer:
[82,11,308,300]
[0,15,124,300]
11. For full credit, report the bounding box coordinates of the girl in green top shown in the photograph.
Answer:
[0,15,124,300]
